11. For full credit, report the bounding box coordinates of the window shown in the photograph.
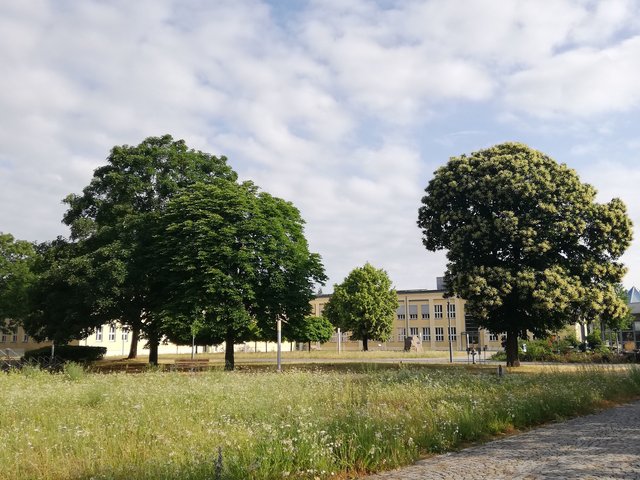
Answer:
[108,325,116,342]
[396,305,406,320]
[1,333,6,343]
[434,304,443,319]
[421,304,429,319]
[448,326,457,341]
[95,327,103,342]
[435,327,444,342]
[489,333,499,342]
[422,327,431,341]
[23,333,29,343]
[122,329,129,341]
[410,327,418,337]
[447,303,456,318]
[409,305,418,320]
[397,327,406,342]
[12,329,17,343]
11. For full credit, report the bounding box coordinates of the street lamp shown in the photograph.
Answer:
[447,298,453,363]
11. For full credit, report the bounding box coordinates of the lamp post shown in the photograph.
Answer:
[276,317,282,372]
[447,298,453,363]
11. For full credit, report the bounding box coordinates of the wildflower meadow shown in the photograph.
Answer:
[2,364,640,479]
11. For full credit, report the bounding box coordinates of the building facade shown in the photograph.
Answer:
[309,288,504,352]
[3,284,507,357]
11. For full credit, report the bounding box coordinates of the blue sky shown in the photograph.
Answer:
[1,0,640,291]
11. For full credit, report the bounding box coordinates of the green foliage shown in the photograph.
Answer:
[63,362,87,381]
[154,180,325,369]
[324,263,396,351]
[556,332,579,354]
[286,315,334,344]
[585,329,603,350]
[42,135,237,363]
[24,238,125,344]
[2,367,640,479]
[0,233,36,333]
[604,284,634,331]
[23,345,106,363]
[418,142,633,366]
[520,338,553,359]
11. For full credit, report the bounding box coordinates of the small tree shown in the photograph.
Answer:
[324,263,396,351]
[155,180,325,370]
[287,315,334,351]
[418,143,632,366]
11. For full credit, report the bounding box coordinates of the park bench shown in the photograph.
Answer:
[173,358,210,372]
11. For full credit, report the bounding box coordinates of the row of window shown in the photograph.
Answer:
[396,303,456,320]
[0,332,29,343]
[398,327,457,342]
[397,328,504,343]
[94,326,129,342]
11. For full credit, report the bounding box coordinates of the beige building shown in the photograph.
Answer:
[310,288,504,352]
[3,284,505,357]
[0,323,195,358]
[0,324,51,357]
[1,322,294,358]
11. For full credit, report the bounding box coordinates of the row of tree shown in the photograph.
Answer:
[1,135,328,369]
[1,140,633,368]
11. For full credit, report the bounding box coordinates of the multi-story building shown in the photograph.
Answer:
[0,324,51,357]
[3,278,508,357]
[309,285,504,352]
[0,323,195,358]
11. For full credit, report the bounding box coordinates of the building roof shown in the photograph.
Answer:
[314,288,446,299]
[629,286,640,305]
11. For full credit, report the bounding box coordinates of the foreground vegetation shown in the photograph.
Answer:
[2,365,640,480]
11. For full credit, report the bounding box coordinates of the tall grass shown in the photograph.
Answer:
[1,365,639,479]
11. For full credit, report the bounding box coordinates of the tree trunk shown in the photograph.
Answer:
[308,341,311,352]
[127,323,140,359]
[362,335,369,352]
[148,337,159,366]
[225,330,235,371]
[505,331,520,367]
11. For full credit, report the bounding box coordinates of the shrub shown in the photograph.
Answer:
[23,345,107,363]
[586,329,603,350]
[63,362,86,381]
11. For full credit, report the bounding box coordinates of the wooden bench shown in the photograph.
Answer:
[173,358,210,372]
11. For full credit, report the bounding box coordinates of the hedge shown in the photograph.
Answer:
[23,345,107,363]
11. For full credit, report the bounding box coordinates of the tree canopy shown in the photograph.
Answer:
[58,135,237,363]
[0,233,36,333]
[286,315,334,350]
[323,263,396,351]
[154,179,325,370]
[417,142,632,366]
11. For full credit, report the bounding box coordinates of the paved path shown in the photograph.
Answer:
[365,400,640,480]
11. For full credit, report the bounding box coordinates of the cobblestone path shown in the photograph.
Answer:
[365,400,640,480]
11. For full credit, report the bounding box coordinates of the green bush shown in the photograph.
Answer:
[63,362,87,381]
[586,329,603,350]
[23,345,107,363]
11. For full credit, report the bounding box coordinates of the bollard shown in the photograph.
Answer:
[498,365,503,377]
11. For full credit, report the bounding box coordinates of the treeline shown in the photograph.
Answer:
[0,135,329,369]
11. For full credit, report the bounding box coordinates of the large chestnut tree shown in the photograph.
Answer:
[418,143,632,366]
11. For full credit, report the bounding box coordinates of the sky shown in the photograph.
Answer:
[2,0,640,292]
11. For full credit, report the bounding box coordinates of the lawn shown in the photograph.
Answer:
[1,364,639,479]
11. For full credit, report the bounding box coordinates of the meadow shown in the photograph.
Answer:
[2,364,640,480]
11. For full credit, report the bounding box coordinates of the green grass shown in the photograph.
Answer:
[1,365,639,479]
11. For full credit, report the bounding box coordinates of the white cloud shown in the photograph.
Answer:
[580,159,640,289]
[1,0,640,291]
[504,36,640,118]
